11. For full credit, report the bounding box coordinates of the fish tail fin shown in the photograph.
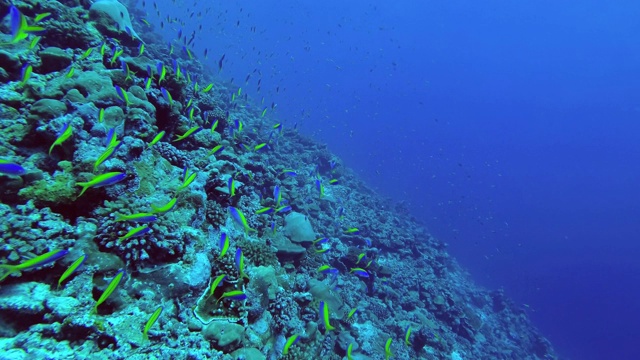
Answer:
[76,182,89,197]
[0,264,18,282]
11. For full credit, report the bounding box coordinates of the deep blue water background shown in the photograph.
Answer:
[147,0,640,358]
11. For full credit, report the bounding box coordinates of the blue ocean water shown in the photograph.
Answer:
[152,0,640,359]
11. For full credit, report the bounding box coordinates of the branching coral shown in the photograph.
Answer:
[94,219,185,268]
[268,290,301,335]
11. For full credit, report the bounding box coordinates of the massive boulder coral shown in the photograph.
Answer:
[284,211,316,244]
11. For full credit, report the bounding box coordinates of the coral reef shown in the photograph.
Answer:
[0,1,558,359]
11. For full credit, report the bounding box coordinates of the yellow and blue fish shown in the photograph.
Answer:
[20,63,32,86]
[216,290,246,303]
[57,254,86,289]
[49,123,73,155]
[142,306,163,340]
[235,248,248,279]
[0,160,26,176]
[219,233,230,259]
[207,274,227,298]
[114,85,130,106]
[1,249,68,282]
[319,301,335,331]
[229,207,256,234]
[93,269,125,313]
[283,334,299,355]
[115,213,157,223]
[76,172,126,197]
[150,198,177,213]
[118,225,150,242]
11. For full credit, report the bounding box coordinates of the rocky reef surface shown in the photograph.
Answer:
[0,1,557,359]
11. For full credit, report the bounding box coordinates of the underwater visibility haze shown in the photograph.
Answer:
[0,0,638,359]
